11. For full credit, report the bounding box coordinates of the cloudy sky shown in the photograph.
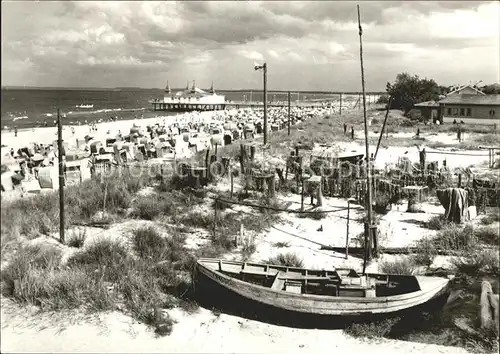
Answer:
[1,1,499,91]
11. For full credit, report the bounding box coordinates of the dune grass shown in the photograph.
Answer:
[378,257,415,275]
[267,252,304,268]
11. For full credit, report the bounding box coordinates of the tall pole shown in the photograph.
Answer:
[57,108,65,244]
[374,96,393,160]
[263,63,268,145]
[339,93,343,116]
[358,5,373,274]
[287,91,291,136]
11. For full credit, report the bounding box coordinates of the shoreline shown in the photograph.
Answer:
[0,109,225,153]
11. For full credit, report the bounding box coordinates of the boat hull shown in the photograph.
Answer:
[194,259,451,319]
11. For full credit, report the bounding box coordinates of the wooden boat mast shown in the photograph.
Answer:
[357,4,374,275]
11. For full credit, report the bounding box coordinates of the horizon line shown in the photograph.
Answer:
[1,85,387,94]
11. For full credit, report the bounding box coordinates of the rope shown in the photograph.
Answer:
[425,150,491,157]
[212,196,359,214]
[270,225,330,248]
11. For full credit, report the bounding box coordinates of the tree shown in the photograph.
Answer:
[385,73,443,114]
[480,84,500,95]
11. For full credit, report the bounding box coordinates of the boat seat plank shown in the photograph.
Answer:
[271,272,286,290]
[278,275,340,282]
[240,269,276,277]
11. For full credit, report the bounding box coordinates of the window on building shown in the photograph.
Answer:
[452,108,459,116]
[447,108,452,115]
[466,108,471,116]
[490,109,496,117]
[460,108,465,116]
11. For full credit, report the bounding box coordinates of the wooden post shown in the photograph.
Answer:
[57,109,65,244]
[214,143,218,157]
[205,148,210,178]
[230,171,234,199]
[239,144,245,174]
[339,93,342,116]
[374,96,393,160]
[250,145,256,161]
[268,175,276,197]
[458,174,462,188]
[287,91,291,136]
[317,179,323,207]
[300,178,305,211]
[345,201,350,259]
[213,198,218,239]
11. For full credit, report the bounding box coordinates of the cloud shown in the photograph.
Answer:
[238,50,264,61]
[1,1,498,90]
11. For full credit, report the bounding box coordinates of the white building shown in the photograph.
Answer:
[163,81,225,104]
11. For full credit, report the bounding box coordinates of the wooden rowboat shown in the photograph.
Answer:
[195,258,453,316]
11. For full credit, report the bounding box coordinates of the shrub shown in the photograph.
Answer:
[267,252,304,268]
[273,241,291,248]
[131,196,164,220]
[474,226,499,246]
[451,249,499,275]
[480,213,500,226]
[66,228,87,248]
[412,237,437,267]
[374,192,393,214]
[67,238,129,272]
[433,224,476,251]
[379,257,415,275]
[426,215,449,230]
[132,226,190,269]
[240,234,257,261]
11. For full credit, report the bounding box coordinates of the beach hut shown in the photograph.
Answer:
[106,138,117,147]
[121,143,137,160]
[210,134,224,147]
[155,142,171,158]
[158,134,169,142]
[93,154,114,175]
[130,126,144,136]
[224,134,232,145]
[136,144,147,161]
[38,166,59,189]
[65,159,83,184]
[112,142,127,164]
[90,141,103,154]
[1,165,14,192]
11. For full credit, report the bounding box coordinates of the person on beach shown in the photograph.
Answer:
[14,126,17,137]
[351,126,354,140]
[417,146,426,173]
[457,126,462,142]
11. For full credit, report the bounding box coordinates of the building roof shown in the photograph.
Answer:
[438,94,500,106]
[414,101,440,107]
[447,84,485,96]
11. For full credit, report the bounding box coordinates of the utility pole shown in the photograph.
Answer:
[287,91,291,136]
[57,108,65,244]
[263,63,268,145]
[254,62,268,145]
[358,5,374,274]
